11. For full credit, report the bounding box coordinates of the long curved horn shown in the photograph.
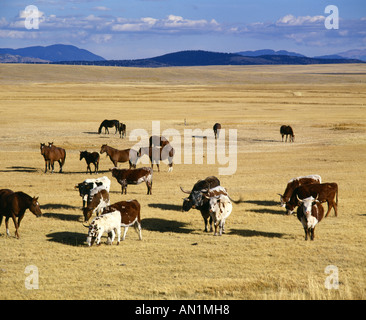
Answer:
[314,194,319,202]
[296,195,303,203]
[82,222,90,228]
[180,186,191,194]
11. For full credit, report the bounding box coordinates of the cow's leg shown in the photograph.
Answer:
[116,227,121,245]
[122,226,129,241]
[134,221,142,240]
[146,181,152,195]
[108,229,116,245]
[303,227,308,241]
[310,228,315,241]
[203,217,209,232]
[324,201,332,218]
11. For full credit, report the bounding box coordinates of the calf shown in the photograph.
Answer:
[82,189,110,222]
[110,167,153,195]
[296,196,324,240]
[208,194,233,236]
[104,200,142,241]
[85,210,121,246]
[278,174,322,207]
[286,183,338,216]
[75,176,111,208]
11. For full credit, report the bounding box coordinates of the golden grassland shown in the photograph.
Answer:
[0,63,365,300]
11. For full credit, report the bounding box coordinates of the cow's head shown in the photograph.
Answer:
[297,195,319,218]
[278,193,286,207]
[85,222,100,247]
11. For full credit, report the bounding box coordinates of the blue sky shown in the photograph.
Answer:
[1,0,365,59]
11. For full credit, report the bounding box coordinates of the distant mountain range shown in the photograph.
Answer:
[0,44,105,62]
[0,44,365,66]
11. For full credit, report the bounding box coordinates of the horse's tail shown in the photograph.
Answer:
[62,149,66,166]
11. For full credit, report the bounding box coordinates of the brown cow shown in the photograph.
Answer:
[296,195,325,240]
[103,200,142,241]
[110,167,153,195]
[278,175,322,207]
[286,183,338,217]
[82,189,110,222]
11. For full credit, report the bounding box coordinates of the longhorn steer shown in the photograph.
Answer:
[103,200,142,241]
[207,194,233,236]
[85,210,121,246]
[110,167,153,195]
[296,195,324,240]
[278,175,322,207]
[180,176,221,232]
[82,188,110,222]
[286,183,338,217]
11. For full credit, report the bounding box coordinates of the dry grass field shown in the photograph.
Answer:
[0,63,365,300]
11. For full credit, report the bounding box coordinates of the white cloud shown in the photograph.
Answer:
[277,14,325,26]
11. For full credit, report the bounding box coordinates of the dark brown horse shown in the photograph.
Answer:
[40,142,66,173]
[119,123,126,139]
[0,189,42,239]
[100,144,137,168]
[213,123,221,139]
[80,151,100,174]
[137,145,175,172]
[98,119,120,134]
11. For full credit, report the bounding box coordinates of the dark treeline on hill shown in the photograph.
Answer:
[52,50,364,67]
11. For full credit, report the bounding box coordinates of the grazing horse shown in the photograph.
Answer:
[119,123,126,138]
[137,145,175,172]
[40,143,66,173]
[0,189,42,239]
[100,144,137,168]
[80,151,100,174]
[98,119,120,134]
[280,125,295,142]
[213,123,221,139]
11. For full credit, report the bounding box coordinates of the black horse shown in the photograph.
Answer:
[80,151,100,174]
[98,119,120,134]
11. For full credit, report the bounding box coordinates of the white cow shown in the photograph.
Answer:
[208,194,233,236]
[85,210,121,246]
[75,176,111,208]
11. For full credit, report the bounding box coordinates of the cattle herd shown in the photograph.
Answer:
[0,121,339,245]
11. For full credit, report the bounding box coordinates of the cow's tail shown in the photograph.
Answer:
[228,195,244,204]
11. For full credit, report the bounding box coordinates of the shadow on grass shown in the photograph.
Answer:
[148,203,182,212]
[142,218,194,234]
[46,231,86,246]
[0,166,38,173]
[229,228,285,239]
